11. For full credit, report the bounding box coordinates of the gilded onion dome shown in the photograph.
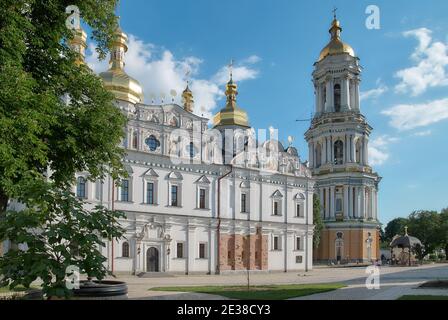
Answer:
[213,77,250,128]
[99,25,144,104]
[182,83,194,113]
[318,16,356,62]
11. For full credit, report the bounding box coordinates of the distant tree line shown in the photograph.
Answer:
[382,208,448,260]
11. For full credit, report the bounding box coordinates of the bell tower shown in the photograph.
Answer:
[305,14,381,264]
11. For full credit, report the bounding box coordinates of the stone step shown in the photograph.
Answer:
[137,272,175,278]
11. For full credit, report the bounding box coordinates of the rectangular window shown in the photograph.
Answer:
[296,237,302,251]
[199,243,206,259]
[120,179,129,202]
[273,201,279,216]
[146,182,154,204]
[199,188,206,209]
[273,236,280,251]
[171,185,178,207]
[296,204,301,217]
[176,242,184,258]
[241,193,247,213]
[296,256,303,264]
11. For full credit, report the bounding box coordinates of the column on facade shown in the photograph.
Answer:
[187,225,196,274]
[342,75,351,111]
[354,79,360,111]
[353,186,359,218]
[329,136,334,164]
[319,188,324,219]
[330,186,335,219]
[343,185,349,220]
[309,142,314,168]
[321,137,328,164]
[344,135,348,164]
[374,189,378,220]
[315,83,322,114]
[209,225,216,274]
[325,79,332,112]
[359,186,365,219]
[325,187,330,220]
[350,135,355,163]
[370,188,375,220]
[364,137,369,165]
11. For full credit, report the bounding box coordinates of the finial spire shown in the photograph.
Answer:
[228,59,234,82]
[332,7,337,19]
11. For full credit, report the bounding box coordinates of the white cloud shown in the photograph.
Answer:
[395,28,448,96]
[86,35,260,119]
[413,130,432,137]
[360,80,388,101]
[369,135,399,166]
[382,98,448,130]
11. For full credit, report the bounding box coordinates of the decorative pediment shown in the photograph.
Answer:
[271,190,283,198]
[240,181,251,189]
[167,171,183,181]
[142,168,159,178]
[195,175,210,184]
[295,193,306,201]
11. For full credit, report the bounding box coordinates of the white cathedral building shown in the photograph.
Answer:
[69,22,315,275]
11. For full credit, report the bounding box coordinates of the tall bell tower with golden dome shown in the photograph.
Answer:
[305,13,381,264]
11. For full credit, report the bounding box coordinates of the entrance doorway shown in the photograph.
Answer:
[146,247,159,272]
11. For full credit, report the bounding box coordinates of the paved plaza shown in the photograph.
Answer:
[111,263,448,300]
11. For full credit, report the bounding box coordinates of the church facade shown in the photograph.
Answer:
[71,22,315,275]
[306,16,381,264]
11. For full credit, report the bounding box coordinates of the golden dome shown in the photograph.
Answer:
[213,78,250,128]
[99,27,144,104]
[182,83,194,113]
[318,18,355,62]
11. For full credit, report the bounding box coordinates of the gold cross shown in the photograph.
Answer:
[332,7,337,19]
[228,59,234,80]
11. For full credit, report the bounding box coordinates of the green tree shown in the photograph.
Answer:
[0,186,125,298]
[0,0,127,298]
[0,0,124,212]
[440,208,448,260]
[313,194,324,249]
[407,210,442,260]
[384,217,409,243]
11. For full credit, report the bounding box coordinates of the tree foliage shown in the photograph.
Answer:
[384,217,409,243]
[313,194,324,249]
[0,186,125,298]
[407,210,442,260]
[0,0,128,298]
[0,0,125,212]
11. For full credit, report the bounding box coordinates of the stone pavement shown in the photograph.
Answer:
[110,263,448,300]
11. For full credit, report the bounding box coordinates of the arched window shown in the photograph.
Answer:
[188,142,197,159]
[122,242,130,258]
[334,84,341,112]
[315,142,322,168]
[76,177,86,199]
[334,140,344,165]
[145,135,160,152]
[132,131,138,149]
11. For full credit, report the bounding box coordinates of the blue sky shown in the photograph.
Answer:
[87,0,448,224]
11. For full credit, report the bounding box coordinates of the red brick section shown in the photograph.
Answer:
[219,231,268,271]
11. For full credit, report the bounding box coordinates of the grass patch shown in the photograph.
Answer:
[150,283,345,300]
[0,286,31,293]
[398,295,448,300]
